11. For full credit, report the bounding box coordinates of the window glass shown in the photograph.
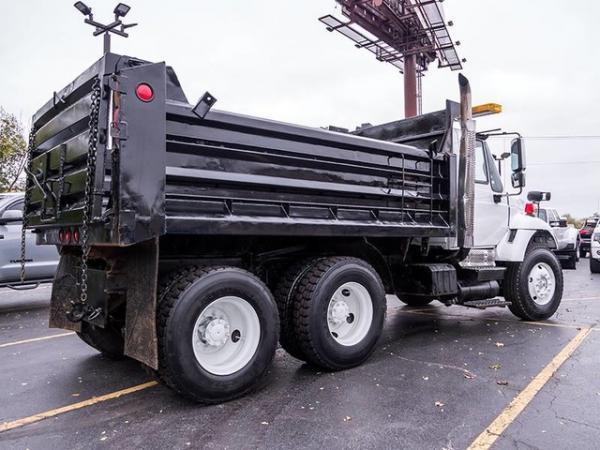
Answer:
[538,209,547,222]
[483,143,504,193]
[475,141,488,183]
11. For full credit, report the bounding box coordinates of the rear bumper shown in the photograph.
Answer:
[581,239,591,251]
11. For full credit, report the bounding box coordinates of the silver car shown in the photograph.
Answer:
[0,193,59,287]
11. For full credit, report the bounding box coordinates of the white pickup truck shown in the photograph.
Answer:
[0,193,59,288]
[590,222,600,273]
[526,193,579,270]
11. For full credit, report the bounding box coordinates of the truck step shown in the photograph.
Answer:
[462,298,511,309]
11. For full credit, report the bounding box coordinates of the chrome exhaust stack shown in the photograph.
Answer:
[457,74,475,249]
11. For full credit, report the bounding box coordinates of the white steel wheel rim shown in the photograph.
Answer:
[527,262,556,306]
[191,296,260,376]
[327,282,373,346]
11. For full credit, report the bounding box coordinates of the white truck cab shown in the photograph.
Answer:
[469,129,557,264]
[590,222,600,273]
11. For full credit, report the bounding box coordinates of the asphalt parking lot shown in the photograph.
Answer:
[1,261,599,450]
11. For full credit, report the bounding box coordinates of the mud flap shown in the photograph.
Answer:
[49,253,82,333]
[122,238,160,369]
[50,240,160,368]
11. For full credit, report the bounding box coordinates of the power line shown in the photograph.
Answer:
[528,161,600,166]
[524,136,600,140]
[490,135,600,140]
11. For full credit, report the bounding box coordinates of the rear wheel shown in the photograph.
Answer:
[273,259,319,361]
[76,322,124,360]
[291,257,386,371]
[157,266,279,403]
[591,257,600,274]
[579,247,587,258]
[504,244,563,321]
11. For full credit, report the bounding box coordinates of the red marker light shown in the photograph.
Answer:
[136,83,154,102]
[64,230,72,244]
[73,229,80,244]
[59,229,65,243]
[524,202,535,216]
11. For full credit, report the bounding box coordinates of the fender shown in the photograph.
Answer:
[496,214,557,262]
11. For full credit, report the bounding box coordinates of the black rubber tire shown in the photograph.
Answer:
[76,322,125,360]
[156,266,279,403]
[291,257,386,371]
[273,258,320,361]
[562,251,577,270]
[579,248,587,258]
[398,295,434,307]
[591,258,600,274]
[504,244,564,321]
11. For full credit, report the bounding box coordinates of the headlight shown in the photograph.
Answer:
[593,233,600,243]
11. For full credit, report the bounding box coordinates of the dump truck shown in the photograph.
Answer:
[22,53,562,403]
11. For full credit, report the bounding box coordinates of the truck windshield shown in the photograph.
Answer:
[538,209,547,222]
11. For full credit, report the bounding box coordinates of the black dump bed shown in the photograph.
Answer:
[26,54,457,246]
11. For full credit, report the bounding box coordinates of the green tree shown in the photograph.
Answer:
[0,108,27,192]
[562,213,583,228]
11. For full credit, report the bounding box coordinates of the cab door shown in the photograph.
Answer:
[473,140,509,247]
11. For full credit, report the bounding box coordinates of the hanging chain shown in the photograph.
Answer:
[19,128,37,284]
[67,77,102,322]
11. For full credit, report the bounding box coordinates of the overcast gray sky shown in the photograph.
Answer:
[1,0,599,217]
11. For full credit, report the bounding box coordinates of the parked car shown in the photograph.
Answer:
[579,217,599,258]
[526,194,579,270]
[0,193,59,288]
[591,222,600,273]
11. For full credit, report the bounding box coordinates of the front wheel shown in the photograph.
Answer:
[157,266,279,403]
[591,257,600,274]
[562,250,577,270]
[504,245,563,321]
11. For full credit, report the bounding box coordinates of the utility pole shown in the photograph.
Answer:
[403,54,418,118]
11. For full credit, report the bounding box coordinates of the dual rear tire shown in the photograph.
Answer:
[86,258,386,403]
[156,266,279,403]
[275,257,386,370]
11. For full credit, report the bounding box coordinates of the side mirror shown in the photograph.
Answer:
[527,191,551,202]
[549,219,568,228]
[0,209,23,224]
[510,138,526,172]
[511,171,526,189]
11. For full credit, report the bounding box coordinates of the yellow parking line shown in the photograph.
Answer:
[0,381,158,433]
[467,327,592,450]
[0,332,75,349]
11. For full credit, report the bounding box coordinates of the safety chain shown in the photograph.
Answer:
[19,128,37,284]
[67,77,102,322]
